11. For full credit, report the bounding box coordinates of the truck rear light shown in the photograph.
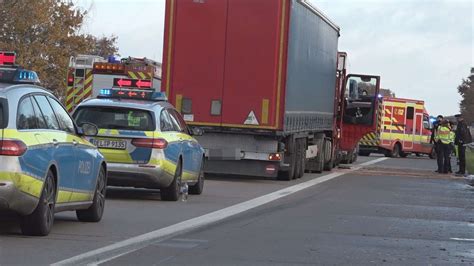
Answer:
[268,153,281,161]
[132,138,168,149]
[0,140,27,156]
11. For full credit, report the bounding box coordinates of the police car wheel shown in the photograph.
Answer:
[20,170,56,236]
[76,166,106,222]
[189,158,205,195]
[161,161,182,201]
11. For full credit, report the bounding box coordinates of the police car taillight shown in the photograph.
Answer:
[0,140,27,156]
[132,138,168,149]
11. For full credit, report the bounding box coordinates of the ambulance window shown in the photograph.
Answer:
[406,107,414,120]
[33,95,60,130]
[17,97,38,129]
[160,110,175,132]
[47,96,75,133]
[423,115,431,129]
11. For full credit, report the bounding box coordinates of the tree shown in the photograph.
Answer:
[0,0,118,98]
[379,88,396,97]
[87,35,119,58]
[458,68,474,125]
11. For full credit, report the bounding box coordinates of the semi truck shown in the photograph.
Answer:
[65,55,162,112]
[161,0,381,179]
[358,97,435,158]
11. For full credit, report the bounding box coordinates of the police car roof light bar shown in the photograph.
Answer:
[0,68,40,85]
[98,88,167,102]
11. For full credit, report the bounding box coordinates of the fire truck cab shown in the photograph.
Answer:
[66,55,162,112]
[359,97,435,158]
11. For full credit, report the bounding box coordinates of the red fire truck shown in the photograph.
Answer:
[161,0,381,179]
[65,55,161,112]
[358,97,435,158]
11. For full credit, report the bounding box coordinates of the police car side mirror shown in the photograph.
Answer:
[79,123,98,137]
[191,127,203,136]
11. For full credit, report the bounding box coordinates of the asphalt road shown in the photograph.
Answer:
[1,155,473,265]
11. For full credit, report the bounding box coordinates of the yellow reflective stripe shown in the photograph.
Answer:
[175,94,183,113]
[57,190,71,203]
[70,191,93,202]
[262,99,269,124]
[0,172,43,198]
[138,72,147,79]
[128,71,138,80]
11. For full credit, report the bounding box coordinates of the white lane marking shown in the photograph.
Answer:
[53,157,388,266]
[451,238,474,242]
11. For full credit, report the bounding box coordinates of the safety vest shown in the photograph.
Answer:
[128,112,141,127]
[435,126,452,144]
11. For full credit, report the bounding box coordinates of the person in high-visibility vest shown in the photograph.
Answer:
[435,119,452,174]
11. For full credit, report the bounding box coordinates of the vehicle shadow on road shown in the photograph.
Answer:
[105,186,162,201]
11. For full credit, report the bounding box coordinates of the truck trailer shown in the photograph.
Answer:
[161,0,381,179]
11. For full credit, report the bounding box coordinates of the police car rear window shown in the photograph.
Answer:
[74,107,155,131]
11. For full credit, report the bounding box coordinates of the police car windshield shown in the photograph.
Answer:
[74,107,155,131]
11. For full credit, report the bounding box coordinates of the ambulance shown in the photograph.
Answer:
[65,55,162,113]
[358,97,435,158]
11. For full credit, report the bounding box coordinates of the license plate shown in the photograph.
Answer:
[89,139,127,150]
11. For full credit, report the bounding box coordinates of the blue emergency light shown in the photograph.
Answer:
[0,68,40,85]
[98,88,167,101]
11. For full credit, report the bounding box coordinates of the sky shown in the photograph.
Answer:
[76,0,473,116]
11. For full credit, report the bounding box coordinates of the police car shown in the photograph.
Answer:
[0,52,107,236]
[73,88,205,201]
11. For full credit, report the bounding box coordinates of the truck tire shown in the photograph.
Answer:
[278,140,295,181]
[323,139,334,171]
[296,139,306,178]
[294,140,302,179]
[314,137,325,173]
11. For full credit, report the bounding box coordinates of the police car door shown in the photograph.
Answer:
[160,109,183,177]
[32,95,79,204]
[168,109,200,181]
[47,96,97,202]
